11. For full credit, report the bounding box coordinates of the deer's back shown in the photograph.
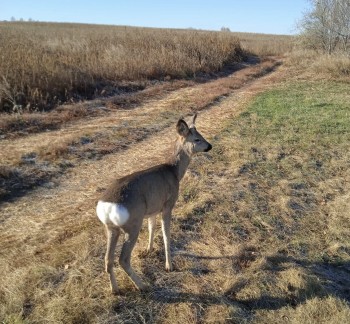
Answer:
[100,164,179,217]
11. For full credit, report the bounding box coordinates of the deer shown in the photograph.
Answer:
[96,114,212,294]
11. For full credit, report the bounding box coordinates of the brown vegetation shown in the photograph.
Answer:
[0,80,194,138]
[1,61,350,322]
[0,58,280,202]
[0,22,243,112]
[286,50,350,79]
[1,22,349,324]
[232,32,294,56]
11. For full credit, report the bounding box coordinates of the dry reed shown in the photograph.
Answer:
[0,22,243,112]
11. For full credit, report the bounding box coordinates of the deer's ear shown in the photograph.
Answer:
[176,119,190,137]
[190,113,197,127]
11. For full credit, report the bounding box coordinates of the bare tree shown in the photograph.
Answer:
[299,0,350,53]
[335,0,350,51]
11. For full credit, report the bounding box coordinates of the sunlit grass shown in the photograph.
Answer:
[0,22,243,112]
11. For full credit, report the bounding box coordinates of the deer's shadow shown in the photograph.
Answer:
[134,249,350,313]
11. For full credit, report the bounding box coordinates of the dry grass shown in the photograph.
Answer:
[232,32,294,56]
[0,58,280,203]
[229,78,350,308]
[307,53,350,78]
[0,22,243,112]
[286,49,350,79]
[0,104,93,137]
[1,61,350,323]
[1,43,350,322]
[255,296,350,324]
[0,22,294,115]
[0,80,195,138]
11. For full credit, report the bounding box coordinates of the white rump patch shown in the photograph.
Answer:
[96,201,129,226]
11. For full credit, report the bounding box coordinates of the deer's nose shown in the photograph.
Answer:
[204,143,212,152]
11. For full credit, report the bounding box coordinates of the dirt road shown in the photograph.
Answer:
[0,57,285,272]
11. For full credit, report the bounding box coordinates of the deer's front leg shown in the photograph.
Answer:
[161,208,173,271]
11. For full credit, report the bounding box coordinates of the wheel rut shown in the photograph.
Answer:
[0,58,286,259]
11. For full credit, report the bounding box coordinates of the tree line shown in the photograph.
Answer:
[299,0,350,54]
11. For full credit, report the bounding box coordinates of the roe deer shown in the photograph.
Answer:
[96,114,212,293]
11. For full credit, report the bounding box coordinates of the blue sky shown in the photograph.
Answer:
[0,0,309,35]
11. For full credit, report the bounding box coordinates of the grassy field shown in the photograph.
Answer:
[0,22,243,112]
[232,32,294,56]
[1,59,350,322]
[0,58,279,202]
[0,22,293,114]
[159,78,350,323]
[1,22,349,324]
[222,80,350,302]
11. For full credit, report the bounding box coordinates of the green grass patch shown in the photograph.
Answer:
[228,80,350,262]
[242,81,350,145]
[191,79,350,322]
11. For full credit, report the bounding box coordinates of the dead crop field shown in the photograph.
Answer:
[231,32,294,56]
[0,22,245,113]
[1,23,349,324]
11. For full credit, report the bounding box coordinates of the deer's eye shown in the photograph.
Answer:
[195,139,201,143]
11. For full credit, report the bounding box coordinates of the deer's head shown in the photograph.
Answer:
[176,114,212,154]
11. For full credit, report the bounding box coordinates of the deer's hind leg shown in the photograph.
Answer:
[105,225,121,294]
[119,219,150,291]
[147,215,157,253]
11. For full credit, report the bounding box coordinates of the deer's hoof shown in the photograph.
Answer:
[165,264,173,272]
[111,287,119,295]
[139,282,151,292]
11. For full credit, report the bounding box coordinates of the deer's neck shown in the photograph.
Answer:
[172,141,191,181]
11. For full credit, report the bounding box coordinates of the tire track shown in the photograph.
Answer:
[0,59,286,259]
